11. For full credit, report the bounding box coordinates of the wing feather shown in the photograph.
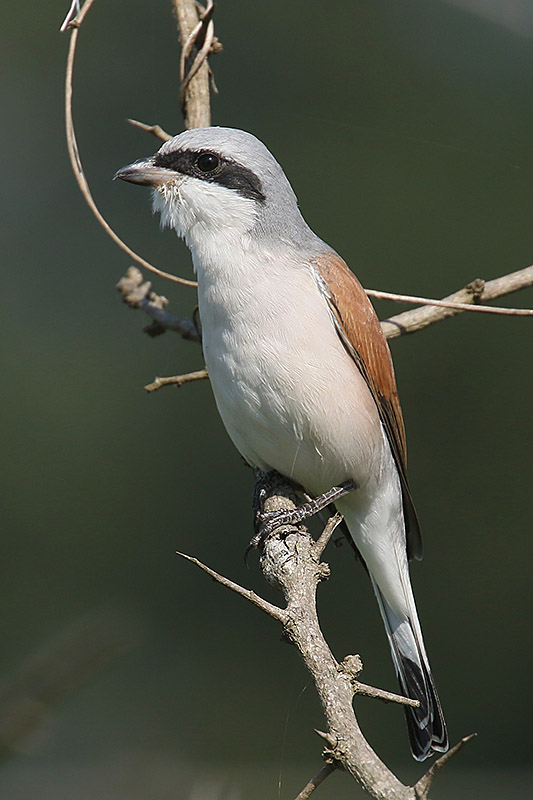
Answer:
[313,253,422,561]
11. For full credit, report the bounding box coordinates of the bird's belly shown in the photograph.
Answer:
[200,279,384,496]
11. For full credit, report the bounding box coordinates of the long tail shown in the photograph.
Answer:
[372,580,448,760]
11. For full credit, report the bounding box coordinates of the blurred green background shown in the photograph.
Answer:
[1,1,532,797]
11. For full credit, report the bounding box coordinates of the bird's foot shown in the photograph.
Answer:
[248,476,356,554]
[251,469,290,525]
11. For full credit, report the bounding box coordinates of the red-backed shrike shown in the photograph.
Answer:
[115,127,448,760]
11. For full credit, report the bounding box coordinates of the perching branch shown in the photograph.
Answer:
[179,476,473,799]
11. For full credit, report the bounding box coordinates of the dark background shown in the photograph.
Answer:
[1,1,532,797]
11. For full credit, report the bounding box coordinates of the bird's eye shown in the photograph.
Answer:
[196,153,219,172]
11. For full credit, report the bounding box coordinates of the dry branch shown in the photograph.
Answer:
[293,762,337,800]
[127,118,172,142]
[173,0,221,129]
[144,369,208,393]
[116,267,201,340]
[381,265,533,338]
[413,734,477,798]
[179,478,473,799]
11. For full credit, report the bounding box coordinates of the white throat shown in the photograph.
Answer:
[152,176,258,270]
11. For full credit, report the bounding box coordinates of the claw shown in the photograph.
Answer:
[246,477,357,563]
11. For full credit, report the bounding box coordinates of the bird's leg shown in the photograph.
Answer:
[249,476,356,551]
[252,469,298,534]
[245,469,296,563]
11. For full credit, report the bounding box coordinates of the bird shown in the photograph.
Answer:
[115,126,448,760]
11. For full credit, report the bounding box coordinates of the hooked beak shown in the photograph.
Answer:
[113,157,176,187]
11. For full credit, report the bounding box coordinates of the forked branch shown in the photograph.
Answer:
[178,477,473,799]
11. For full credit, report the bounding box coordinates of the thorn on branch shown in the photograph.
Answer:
[353,681,420,708]
[313,512,344,558]
[314,729,337,747]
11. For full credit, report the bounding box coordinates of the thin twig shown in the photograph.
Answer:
[382,265,533,339]
[353,681,420,708]
[59,0,81,31]
[127,118,172,142]
[370,282,533,318]
[293,762,337,800]
[313,512,344,558]
[145,369,208,393]
[62,0,196,287]
[176,551,287,623]
[413,734,477,799]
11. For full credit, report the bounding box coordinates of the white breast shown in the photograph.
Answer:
[194,240,385,496]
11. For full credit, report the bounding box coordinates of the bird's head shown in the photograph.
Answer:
[115,127,322,253]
